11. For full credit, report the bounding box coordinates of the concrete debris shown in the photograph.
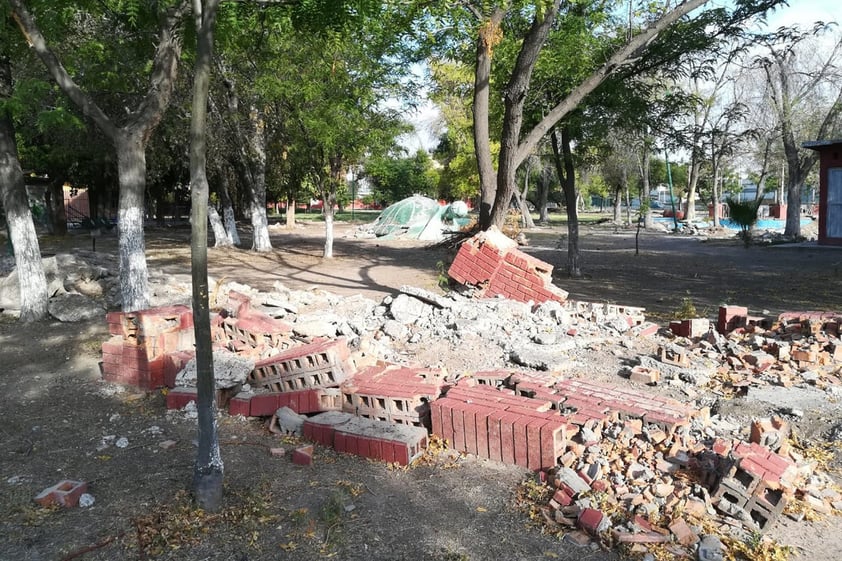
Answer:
[176,349,255,389]
[97,264,842,558]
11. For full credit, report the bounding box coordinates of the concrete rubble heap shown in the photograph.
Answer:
[99,230,841,556]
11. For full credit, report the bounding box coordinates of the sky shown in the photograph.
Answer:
[399,0,840,154]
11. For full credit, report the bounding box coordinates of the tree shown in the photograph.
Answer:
[188,0,223,512]
[755,25,842,237]
[0,54,48,321]
[8,0,190,311]
[365,150,438,206]
[442,1,786,230]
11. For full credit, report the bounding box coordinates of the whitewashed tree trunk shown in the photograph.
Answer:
[286,197,296,227]
[0,68,49,321]
[219,172,239,245]
[247,107,271,252]
[115,133,150,311]
[208,206,231,247]
[9,0,187,313]
[323,205,334,258]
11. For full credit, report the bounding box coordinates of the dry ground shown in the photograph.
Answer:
[1,219,841,561]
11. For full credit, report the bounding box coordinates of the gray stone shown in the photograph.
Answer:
[274,406,306,436]
[48,293,105,322]
[176,350,254,389]
[293,313,340,338]
[389,293,432,324]
[381,320,408,340]
[697,534,724,561]
[399,285,453,308]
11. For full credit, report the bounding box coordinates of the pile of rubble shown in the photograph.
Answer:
[95,228,841,558]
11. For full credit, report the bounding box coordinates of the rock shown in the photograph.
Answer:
[115,437,129,448]
[293,313,339,338]
[78,493,95,508]
[48,293,104,322]
[697,534,724,561]
[176,350,254,389]
[389,293,432,324]
[381,319,408,340]
[274,406,306,436]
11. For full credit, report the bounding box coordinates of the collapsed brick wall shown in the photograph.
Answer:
[448,226,569,304]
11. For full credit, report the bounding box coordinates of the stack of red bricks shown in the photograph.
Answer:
[432,381,573,471]
[303,410,428,466]
[101,305,195,389]
[340,362,446,426]
[448,226,569,305]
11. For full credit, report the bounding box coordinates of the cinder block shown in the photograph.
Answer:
[34,480,89,508]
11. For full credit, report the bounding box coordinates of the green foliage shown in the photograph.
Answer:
[364,150,439,205]
[673,296,697,320]
[726,198,761,245]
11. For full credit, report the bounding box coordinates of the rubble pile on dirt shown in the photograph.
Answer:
[94,229,841,557]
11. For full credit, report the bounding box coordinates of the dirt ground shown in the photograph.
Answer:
[1,219,841,561]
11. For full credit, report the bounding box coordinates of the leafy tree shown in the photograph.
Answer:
[8,0,190,311]
[0,51,48,321]
[754,24,842,237]
[364,150,438,206]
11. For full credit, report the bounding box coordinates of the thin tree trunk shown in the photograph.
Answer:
[46,177,67,236]
[537,163,550,224]
[551,127,580,277]
[218,171,239,245]
[613,186,622,224]
[0,59,49,321]
[639,138,654,229]
[189,0,223,513]
[323,196,335,258]
[518,164,535,228]
[246,106,271,252]
[115,133,150,312]
[209,206,231,247]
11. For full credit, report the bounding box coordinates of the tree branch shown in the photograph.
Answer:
[8,0,119,140]
[514,0,709,167]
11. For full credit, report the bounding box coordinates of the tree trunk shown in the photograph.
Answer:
[218,171,239,245]
[0,64,49,321]
[209,206,231,247]
[639,139,654,229]
[613,185,622,224]
[46,177,67,236]
[472,9,505,229]
[518,164,535,228]
[189,0,223,513]
[286,194,296,227]
[323,196,335,258]
[246,106,271,252]
[488,3,560,229]
[551,127,580,277]
[115,133,150,312]
[537,163,550,224]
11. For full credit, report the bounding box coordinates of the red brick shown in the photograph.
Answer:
[33,480,88,508]
[292,445,314,466]
[499,412,518,465]
[487,411,504,462]
[578,508,605,535]
[250,393,281,417]
[228,394,252,416]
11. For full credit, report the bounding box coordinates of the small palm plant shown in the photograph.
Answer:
[726,198,761,246]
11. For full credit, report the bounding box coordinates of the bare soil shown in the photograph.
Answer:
[1,219,841,561]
